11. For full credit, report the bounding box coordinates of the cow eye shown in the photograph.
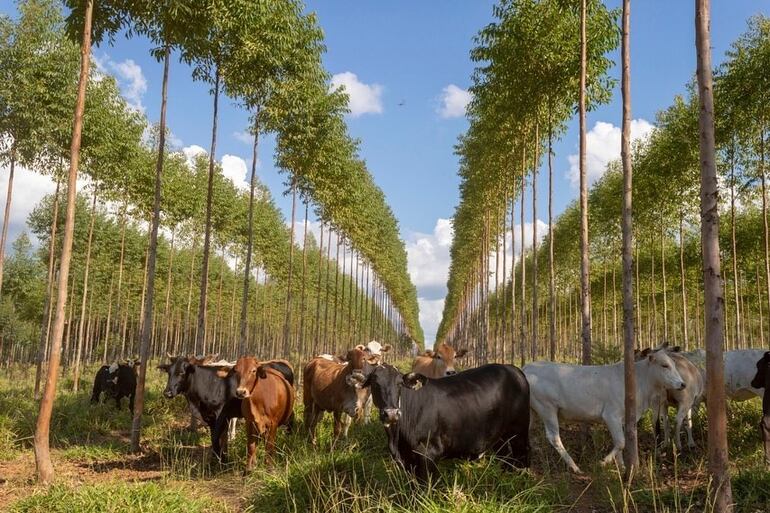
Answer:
[661,364,670,369]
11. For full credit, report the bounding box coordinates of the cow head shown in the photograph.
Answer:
[232,356,268,399]
[432,342,467,376]
[341,345,380,370]
[646,350,686,391]
[364,340,391,363]
[751,351,770,389]
[157,357,194,398]
[351,364,426,426]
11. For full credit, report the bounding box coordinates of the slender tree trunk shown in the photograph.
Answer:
[548,116,556,361]
[696,1,733,508]
[73,187,98,392]
[730,146,741,347]
[502,200,508,361]
[239,125,259,355]
[299,202,309,357]
[34,0,93,484]
[680,211,690,348]
[760,123,770,326]
[532,124,539,362]
[620,0,638,473]
[0,146,16,299]
[579,0,592,364]
[195,64,221,355]
[34,180,61,398]
[313,223,324,354]
[131,45,169,452]
[103,275,113,362]
[283,184,297,356]
[520,167,526,367]
[162,229,175,357]
[510,196,516,364]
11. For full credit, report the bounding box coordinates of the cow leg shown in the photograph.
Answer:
[129,393,135,413]
[114,394,122,410]
[305,404,322,446]
[245,420,258,472]
[228,418,237,442]
[540,409,581,473]
[760,415,770,465]
[662,403,672,449]
[684,408,696,449]
[600,416,625,470]
[284,410,295,434]
[265,424,278,466]
[332,412,343,440]
[340,414,352,438]
[674,405,688,451]
[362,394,373,424]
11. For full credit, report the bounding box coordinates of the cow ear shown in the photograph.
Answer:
[355,344,366,351]
[381,344,391,353]
[403,372,427,390]
[184,362,195,374]
[640,348,651,358]
[671,346,681,353]
[455,349,468,358]
[256,365,268,379]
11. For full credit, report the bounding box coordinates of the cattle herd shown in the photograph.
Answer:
[90,340,770,478]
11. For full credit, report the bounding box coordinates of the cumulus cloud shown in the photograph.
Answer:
[419,298,445,344]
[406,218,453,298]
[182,144,207,167]
[93,54,148,112]
[437,84,472,119]
[330,72,384,117]
[221,155,249,191]
[567,119,654,188]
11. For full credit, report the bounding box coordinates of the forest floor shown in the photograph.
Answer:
[1,363,769,512]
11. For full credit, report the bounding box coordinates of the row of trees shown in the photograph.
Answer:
[0,0,422,484]
[438,0,753,508]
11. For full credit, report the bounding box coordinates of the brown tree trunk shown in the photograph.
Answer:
[696,0,733,508]
[313,223,324,354]
[520,161,526,367]
[730,145,741,347]
[73,187,98,392]
[579,0,592,364]
[548,115,556,361]
[283,184,297,355]
[0,147,16,299]
[680,211,690,348]
[195,64,221,355]
[532,124,539,362]
[34,180,61,398]
[239,125,259,355]
[620,0,638,473]
[299,202,309,357]
[34,0,93,484]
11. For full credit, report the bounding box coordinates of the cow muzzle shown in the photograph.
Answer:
[163,389,174,399]
[382,408,401,426]
[445,369,456,376]
[677,381,686,391]
[235,388,249,399]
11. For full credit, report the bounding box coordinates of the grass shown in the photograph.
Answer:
[1,361,770,512]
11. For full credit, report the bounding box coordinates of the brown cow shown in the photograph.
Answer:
[302,345,376,445]
[411,342,467,378]
[232,357,295,470]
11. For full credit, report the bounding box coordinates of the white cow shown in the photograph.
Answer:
[524,350,686,473]
[682,348,766,401]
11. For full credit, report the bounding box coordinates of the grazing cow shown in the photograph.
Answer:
[411,342,467,378]
[639,346,705,451]
[682,348,766,400]
[90,365,115,405]
[350,363,529,478]
[750,351,770,465]
[524,350,686,473]
[302,345,376,445]
[232,357,295,469]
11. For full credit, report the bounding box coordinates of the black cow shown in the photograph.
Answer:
[111,362,138,411]
[90,365,115,404]
[352,363,529,478]
[750,351,770,465]
[158,357,293,460]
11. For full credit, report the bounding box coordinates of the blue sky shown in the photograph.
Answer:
[1,0,768,343]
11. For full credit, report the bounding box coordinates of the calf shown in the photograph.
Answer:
[524,350,685,473]
[411,342,467,378]
[750,351,770,465]
[302,345,376,445]
[232,357,295,470]
[351,363,529,478]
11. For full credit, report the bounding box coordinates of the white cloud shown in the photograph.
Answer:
[221,155,249,192]
[437,84,472,119]
[93,54,148,112]
[406,218,453,292]
[419,298,445,344]
[567,119,654,188]
[330,72,384,117]
[182,144,207,168]
[233,131,253,145]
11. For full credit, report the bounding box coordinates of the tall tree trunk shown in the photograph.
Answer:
[695,0,733,508]
[34,0,93,484]
[299,202,309,357]
[510,196,516,363]
[502,200,508,361]
[34,179,61,398]
[103,275,114,362]
[620,0,638,473]
[579,0,592,364]
[531,124,539,362]
[520,167,526,367]
[162,229,175,357]
[195,64,221,355]
[283,184,297,356]
[131,45,169,452]
[760,122,770,327]
[313,223,324,354]
[730,145,741,347]
[680,211,690,348]
[239,125,259,355]
[72,187,98,392]
[548,115,556,361]
[0,145,16,299]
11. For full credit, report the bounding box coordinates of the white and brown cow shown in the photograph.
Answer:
[411,342,467,378]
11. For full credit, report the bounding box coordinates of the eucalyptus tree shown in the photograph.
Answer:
[34,0,94,486]
[696,0,732,508]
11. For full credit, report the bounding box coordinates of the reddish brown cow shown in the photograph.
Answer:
[411,342,468,378]
[302,345,376,445]
[232,357,295,470]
